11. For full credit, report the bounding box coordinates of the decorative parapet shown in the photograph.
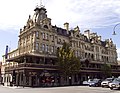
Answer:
[6,49,19,60]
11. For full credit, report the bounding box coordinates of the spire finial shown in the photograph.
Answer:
[40,0,42,6]
[35,0,45,11]
[40,0,44,7]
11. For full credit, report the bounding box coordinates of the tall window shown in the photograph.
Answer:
[42,33,45,39]
[51,46,54,53]
[63,40,65,43]
[45,45,49,52]
[36,43,39,50]
[46,33,49,40]
[58,38,61,44]
[75,51,78,57]
[36,31,39,38]
[79,42,81,48]
[51,35,54,41]
[42,44,45,51]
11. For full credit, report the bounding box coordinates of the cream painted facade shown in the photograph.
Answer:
[1,56,18,86]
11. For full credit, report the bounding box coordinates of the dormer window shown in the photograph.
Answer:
[76,34,79,37]
[44,25,48,29]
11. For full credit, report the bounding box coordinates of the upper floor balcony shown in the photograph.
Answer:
[5,63,59,71]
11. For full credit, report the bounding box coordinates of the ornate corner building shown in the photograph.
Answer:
[1,5,120,87]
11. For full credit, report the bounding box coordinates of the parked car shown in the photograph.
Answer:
[89,79,102,87]
[82,79,93,85]
[109,78,120,90]
[82,81,89,85]
[101,78,114,88]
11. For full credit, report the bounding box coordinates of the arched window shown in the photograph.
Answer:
[91,54,94,60]
[44,25,48,29]
[85,53,87,58]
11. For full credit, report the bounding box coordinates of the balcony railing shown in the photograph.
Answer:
[80,67,101,72]
[5,63,59,71]
[5,63,120,73]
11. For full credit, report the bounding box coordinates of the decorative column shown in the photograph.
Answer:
[23,56,26,87]
[16,73,19,86]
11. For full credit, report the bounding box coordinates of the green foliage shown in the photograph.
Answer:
[57,42,81,77]
[101,63,112,78]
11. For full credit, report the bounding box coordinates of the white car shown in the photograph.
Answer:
[109,78,120,90]
[82,81,89,85]
[82,79,93,85]
[101,78,114,88]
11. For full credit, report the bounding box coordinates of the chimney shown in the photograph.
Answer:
[90,32,97,38]
[84,30,90,39]
[74,26,80,32]
[64,22,69,31]
[109,38,113,43]
[98,36,101,41]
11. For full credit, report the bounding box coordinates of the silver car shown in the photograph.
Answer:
[109,78,120,90]
[101,78,114,88]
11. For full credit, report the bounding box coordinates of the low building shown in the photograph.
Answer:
[0,62,1,84]
[1,4,120,87]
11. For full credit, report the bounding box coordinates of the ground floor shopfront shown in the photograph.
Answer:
[2,55,120,87]
[3,64,60,87]
[3,64,120,87]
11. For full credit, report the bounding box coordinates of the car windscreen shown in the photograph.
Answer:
[112,78,120,83]
[90,79,99,83]
[104,78,113,81]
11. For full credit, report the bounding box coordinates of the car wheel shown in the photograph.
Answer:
[110,87,113,90]
[89,85,91,87]
[102,86,104,88]
[96,84,98,87]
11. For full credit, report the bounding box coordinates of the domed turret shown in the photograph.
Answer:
[32,5,47,25]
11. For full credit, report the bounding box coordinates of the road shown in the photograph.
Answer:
[0,85,119,93]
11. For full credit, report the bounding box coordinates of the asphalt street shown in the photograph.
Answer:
[0,85,120,93]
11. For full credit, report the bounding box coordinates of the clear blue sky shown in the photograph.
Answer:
[0,0,120,61]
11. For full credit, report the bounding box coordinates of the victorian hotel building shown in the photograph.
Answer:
[1,5,120,87]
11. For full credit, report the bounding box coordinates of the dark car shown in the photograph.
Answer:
[89,79,102,87]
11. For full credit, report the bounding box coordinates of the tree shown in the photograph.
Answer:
[57,42,81,77]
[101,63,112,78]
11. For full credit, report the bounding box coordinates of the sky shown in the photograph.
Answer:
[0,0,120,60]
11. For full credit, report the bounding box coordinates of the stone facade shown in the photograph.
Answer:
[1,5,120,87]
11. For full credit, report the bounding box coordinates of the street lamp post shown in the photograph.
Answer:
[113,23,120,35]
[88,76,90,80]
[69,76,72,85]
[113,31,116,35]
